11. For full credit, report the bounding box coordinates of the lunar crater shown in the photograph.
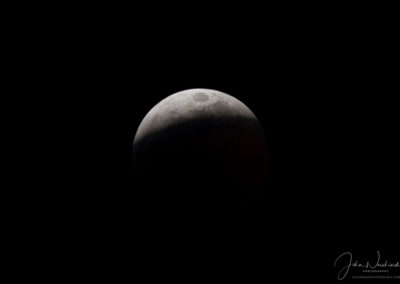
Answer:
[193,92,209,102]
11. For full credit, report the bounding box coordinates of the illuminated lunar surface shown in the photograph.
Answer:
[132,89,268,210]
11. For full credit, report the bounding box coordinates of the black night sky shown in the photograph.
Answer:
[32,6,398,282]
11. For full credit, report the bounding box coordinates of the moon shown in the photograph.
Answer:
[132,89,268,211]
